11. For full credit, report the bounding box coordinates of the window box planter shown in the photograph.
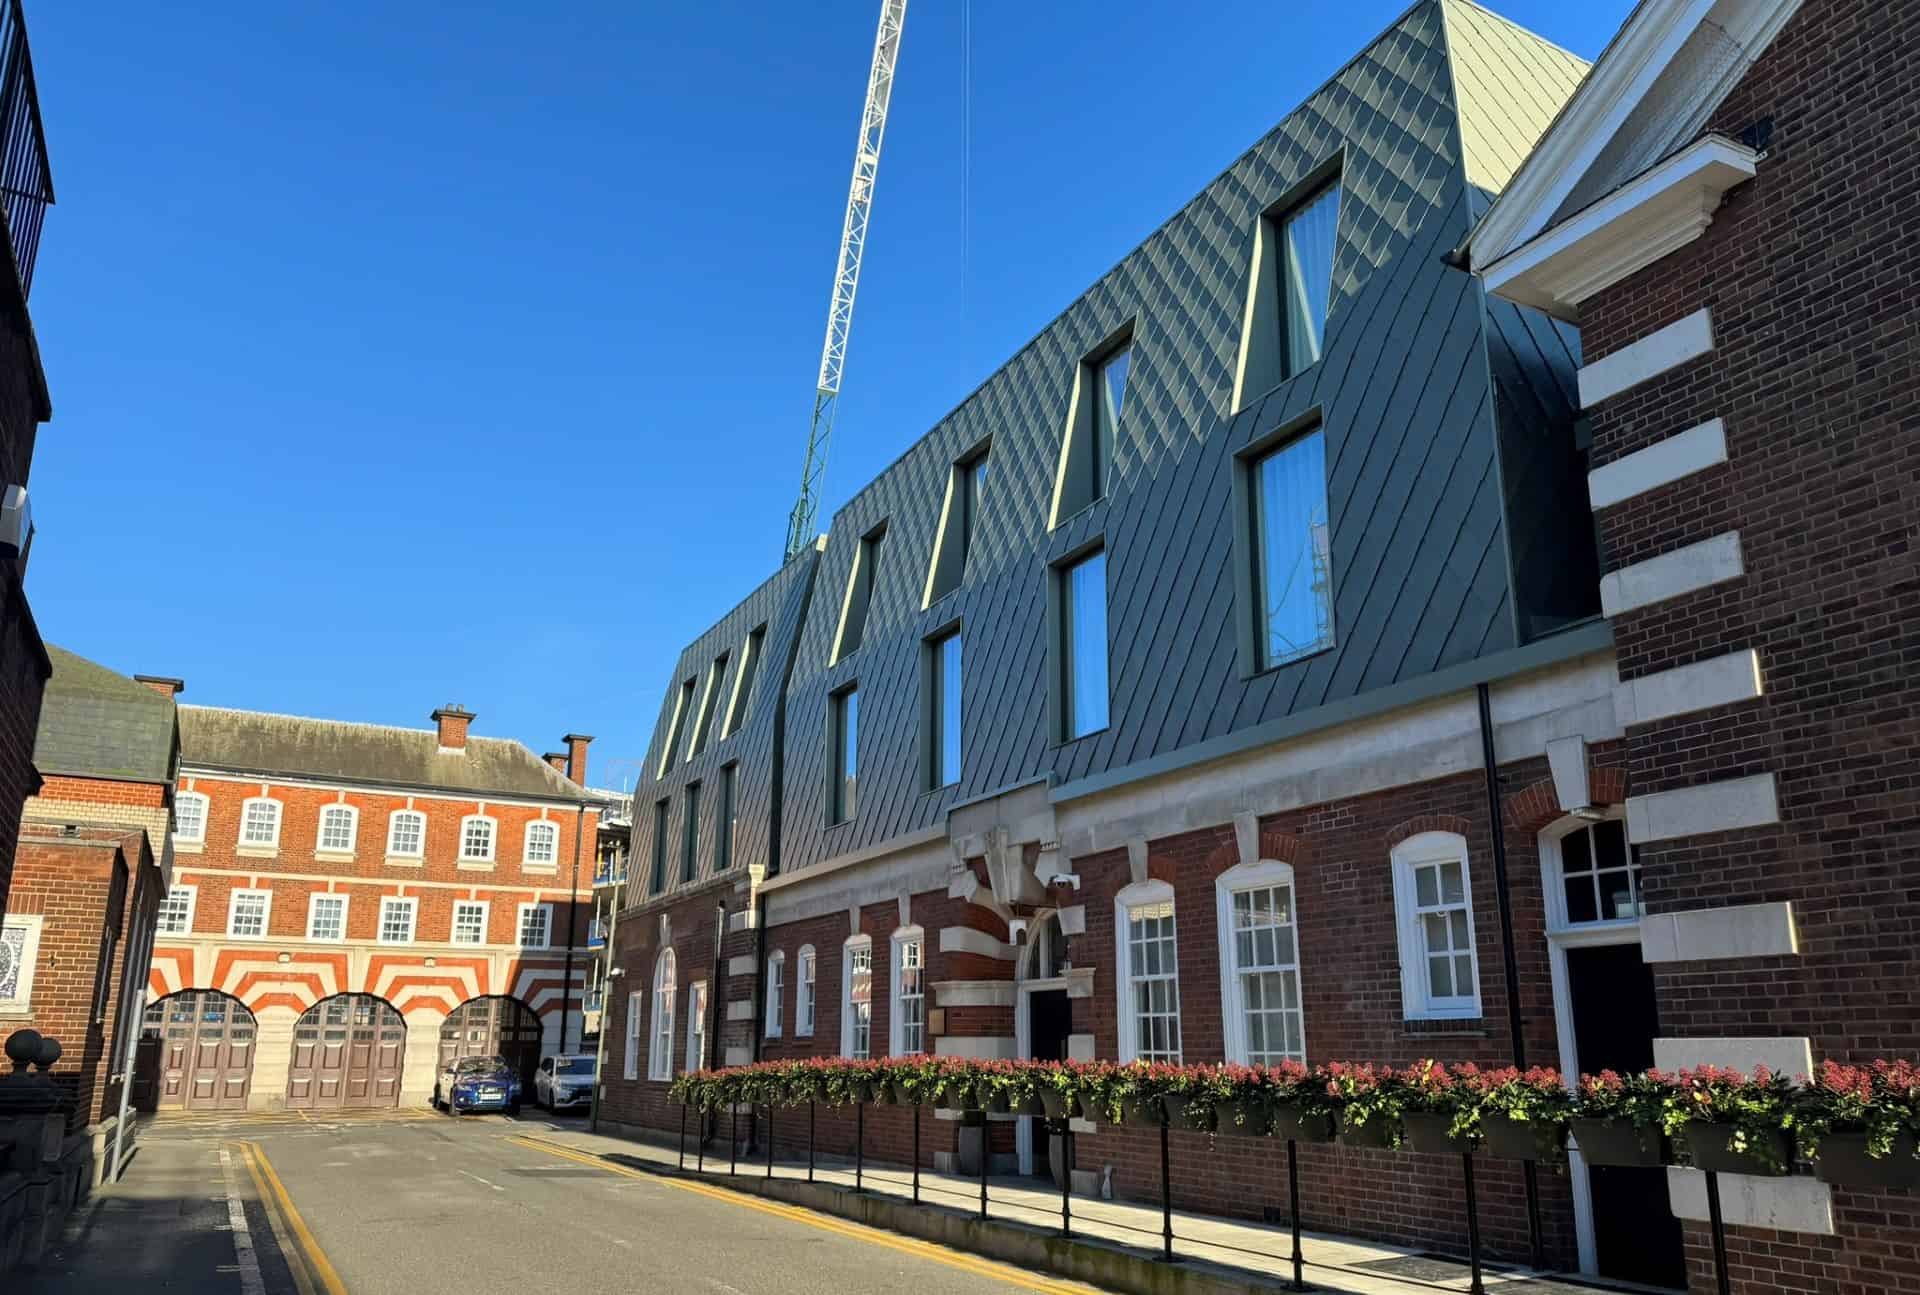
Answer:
[1038,1088,1079,1121]
[1570,1117,1664,1168]
[1336,1111,1395,1149]
[983,1090,1012,1115]
[1681,1123,1791,1177]
[1401,1112,1475,1156]
[938,1080,977,1112]
[1814,1132,1920,1190]
[1164,1094,1206,1131]
[1482,1115,1568,1163]
[1272,1107,1335,1143]
[1213,1099,1270,1138]
[874,1080,900,1105]
[851,1081,877,1105]
[1014,1093,1049,1118]
[1120,1096,1165,1128]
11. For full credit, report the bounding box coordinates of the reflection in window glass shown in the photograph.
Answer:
[1252,430,1334,670]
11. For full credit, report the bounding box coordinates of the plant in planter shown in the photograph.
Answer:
[1471,1066,1573,1163]
[886,1054,946,1107]
[1396,1059,1481,1155]
[936,1061,979,1111]
[1103,1061,1164,1126]
[1571,1069,1670,1166]
[1801,1058,1920,1190]
[1268,1060,1337,1142]
[1038,1060,1097,1121]
[1000,1061,1051,1116]
[1659,1065,1799,1176]
[1205,1063,1272,1137]
[1324,1062,1402,1150]
[972,1059,1020,1114]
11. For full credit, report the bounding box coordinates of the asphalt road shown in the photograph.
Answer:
[36,1111,1093,1295]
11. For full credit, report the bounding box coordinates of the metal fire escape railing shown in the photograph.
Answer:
[0,0,52,302]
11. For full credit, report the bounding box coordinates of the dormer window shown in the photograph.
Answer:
[923,445,989,605]
[1234,174,1343,408]
[1051,327,1132,525]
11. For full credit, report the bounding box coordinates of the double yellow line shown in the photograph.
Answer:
[232,1140,348,1295]
[505,1135,1095,1295]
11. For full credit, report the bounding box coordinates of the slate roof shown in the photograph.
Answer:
[34,646,179,784]
[178,705,590,803]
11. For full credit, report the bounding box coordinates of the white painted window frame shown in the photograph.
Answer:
[1390,830,1483,1020]
[315,804,359,854]
[649,949,677,1082]
[238,796,282,848]
[796,944,816,1037]
[890,926,926,1056]
[1214,859,1306,1066]
[840,934,873,1059]
[1113,879,1181,1063]
[377,896,418,945]
[764,950,785,1037]
[386,810,426,859]
[226,889,273,939]
[523,819,560,867]
[451,899,490,945]
[305,892,349,943]
[459,814,498,863]
[1540,812,1642,935]
[685,980,708,1071]
[624,988,644,1080]
[516,901,553,950]
[174,791,209,845]
[0,914,44,1012]
[156,884,197,936]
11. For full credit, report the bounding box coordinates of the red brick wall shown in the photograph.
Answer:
[38,775,167,809]
[0,565,48,921]
[1576,1,1920,1287]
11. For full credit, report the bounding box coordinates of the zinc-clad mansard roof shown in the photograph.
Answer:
[179,705,589,803]
[629,0,1601,892]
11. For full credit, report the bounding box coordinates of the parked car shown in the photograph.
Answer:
[434,1055,521,1116]
[533,1054,596,1112]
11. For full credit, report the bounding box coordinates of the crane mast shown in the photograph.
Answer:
[783,0,908,560]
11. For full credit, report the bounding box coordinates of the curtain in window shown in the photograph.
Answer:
[1282,182,1342,377]
[1255,430,1334,668]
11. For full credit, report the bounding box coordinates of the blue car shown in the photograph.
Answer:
[435,1054,521,1116]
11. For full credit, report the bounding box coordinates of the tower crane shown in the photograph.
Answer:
[783,0,909,560]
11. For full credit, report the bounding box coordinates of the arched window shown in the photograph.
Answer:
[1114,879,1181,1062]
[890,927,926,1055]
[1390,831,1481,1020]
[649,949,677,1081]
[841,935,873,1059]
[1214,860,1305,1065]
[764,950,786,1037]
[174,792,208,845]
[1542,815,1640,930]
[796,945,817,1037]
[316,804,358,854]
[459,814,498,864]
[239,796,282,848]
[524,820,559,867]
[386,810,426,859]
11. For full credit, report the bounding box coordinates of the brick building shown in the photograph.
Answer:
[3,647,176,1181]
[1465,0,1920,1287]
[0,0,59,923]
[141,701,599,1112]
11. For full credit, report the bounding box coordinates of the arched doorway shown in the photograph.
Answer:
[440,995,544,1091]
[1015,911,1071,1179]
[286,994,406,1110]
[136,990,257,1112]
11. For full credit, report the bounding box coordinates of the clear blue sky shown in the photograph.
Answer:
[24,1,1626,791]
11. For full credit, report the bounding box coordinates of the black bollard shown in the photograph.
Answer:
[912,1102,921,1203]
[766,1103,774,1180]
[729,1106,738,1177]
[979,1112,989,1220]
[1287,1138,1305,1291]
[1059,1121,1073,1239]
[1160,1112,1176,1263]
[808,1101,816,1182]
[1462,1151,1484,1295]
[855,1101,865,1192]
[697,1108,706,1174]
[1706,1171,1732,1295]
[678,1102,687,1171]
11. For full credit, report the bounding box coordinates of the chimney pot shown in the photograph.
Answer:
[134,675,186,700]
[562,733,593,784]
[433,705,475,752]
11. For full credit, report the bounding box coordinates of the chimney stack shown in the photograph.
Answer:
[563,733,593,784]
[543,752,567,773]
[134,675,186,700]
[433,705,475,752]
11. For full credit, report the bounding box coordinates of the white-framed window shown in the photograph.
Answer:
[840,935,873,1059]
[174,792,208,845]
[378,897,418,944]
[459,815,497,863]
[1114,879,1181,1062]
[624,988,644,1080]
[890,927,925,1056]
[156,885,197,936]
[649,949,677,1081]
[517,902,552,950]
[524,820,559,867]
[316,804,358,853]
[1215,860,1305,1065]
[227,889,272,939]
[0,914,44,1011]
[764,950,785,1037]
[451,900,489,945]
[306,893,348,942]
[1391,831,1481,1020]
[386,810,426,858]
[686,981,708,1071]
[238,797,282,848]
[796,944,816,1037]
[1543,816,1641,930]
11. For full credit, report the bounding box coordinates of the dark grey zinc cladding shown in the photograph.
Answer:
[624,0,1597,895]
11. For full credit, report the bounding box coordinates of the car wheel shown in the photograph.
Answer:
[508,1102,521,1116]
[432,1087,443,1111]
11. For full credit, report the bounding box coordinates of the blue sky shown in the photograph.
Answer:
[24,1,1626,791]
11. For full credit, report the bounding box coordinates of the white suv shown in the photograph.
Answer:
[533,1054,596,1112]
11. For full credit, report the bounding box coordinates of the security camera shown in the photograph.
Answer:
[1047,874,1082,890]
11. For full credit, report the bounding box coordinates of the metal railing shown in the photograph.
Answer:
[0,0,51,301]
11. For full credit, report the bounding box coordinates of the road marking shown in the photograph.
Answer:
[236,1144,316,1295]
[458,1169,506,1193]
[216,1146,267,1295]
[242,1140,349,1295]
[504,1137,1096,1294]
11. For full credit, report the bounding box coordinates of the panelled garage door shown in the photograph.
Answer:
[439,996,544,1092]
[286,994,406,1109]
[135,991,257,1111]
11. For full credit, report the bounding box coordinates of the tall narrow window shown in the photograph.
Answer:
[891,930,925,1055]
[306,894,348,942]
[1115,881,1181,1062]
[517,902,553,949]
[925,448,990,605]
[1249,427,1334,670]
[378,897,417,944]
[649,949,677,1081]
[317,805,357,853]
[685,981,708,1071]
[833,526,885,661]
[459,815,497,863]
[624,989,643,1080]
[650,800,669,895]
[387,810,425,859]
[227,890,272,938]
[1054,334,1132,524]
[688,653,729,759]
[452,900,489,945]
[1058,549,1109,739]
[1216,862,1305,1065]
[157,885,196,935]
[1391,831,1481,1019]
[658,678,695,776]
[722,626,766,737]
[797,945,817,1036]
[842,936,873,1059]
[239,798,282,848]
[524,821,559,867]
[926,627,962,788]
[716,763,737,870]
[680,783,701,884]
[174,792,208,845]
[1235,176,1344,406]
[829,686,859,824]
[765,951,785,1037]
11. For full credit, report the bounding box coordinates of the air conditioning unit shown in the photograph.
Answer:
[0,484,30,575]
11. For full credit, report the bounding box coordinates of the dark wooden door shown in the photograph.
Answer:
[439,996,544,1091]
[286,995,405,1109]
[139,991,256,1111]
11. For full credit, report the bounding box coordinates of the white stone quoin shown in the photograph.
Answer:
[1613,649,1763,728]
[1577,309,1714,408]
[1640,901,1797,964]
[1626,773,1778,843]
[1587,418,1728,510]
[1599,531,1745,617]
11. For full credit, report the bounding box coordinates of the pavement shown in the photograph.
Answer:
[27,1108,1108,1294]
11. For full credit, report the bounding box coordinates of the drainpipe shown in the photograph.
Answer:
[1476,682,1545,1269]
[561,803,586,1052]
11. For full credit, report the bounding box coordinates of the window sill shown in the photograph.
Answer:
[456,860,497,871]
[173,840,204,854]
[1400,1017,1489,1040]
[236,845,280,860]
[521,861,559,874]
[384,855,424,869]
[314,849,356,863]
